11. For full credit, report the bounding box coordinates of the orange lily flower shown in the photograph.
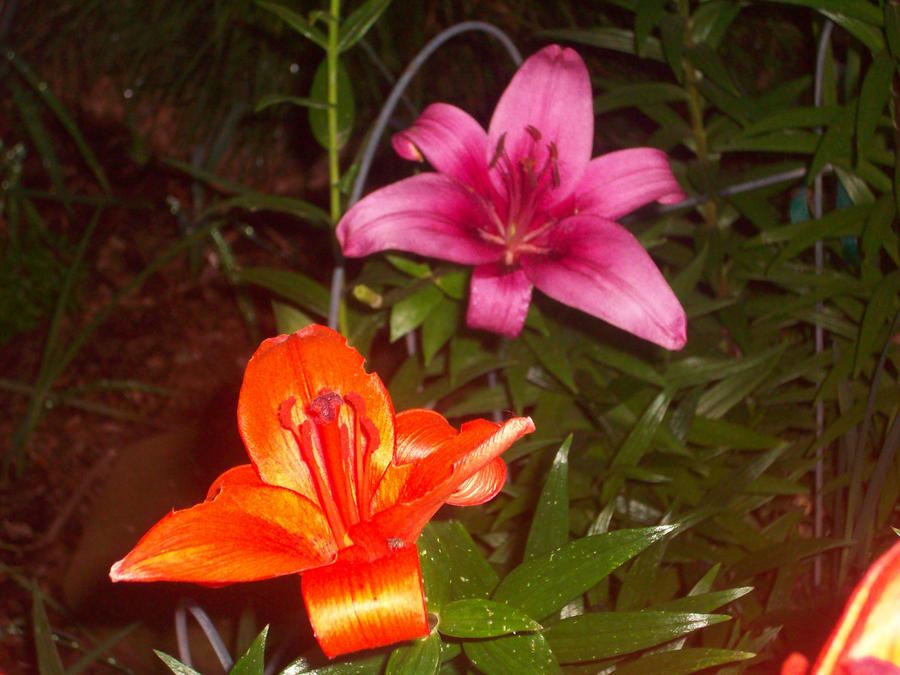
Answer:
[782,540,900,675]
[110,324,534,657]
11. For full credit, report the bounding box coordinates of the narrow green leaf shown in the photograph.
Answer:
[585,342,664,386]
[439,599,542,638]
[741,105,840,135]
[659,13,685,82]
[390,284,443,342]
[821,10,885,52]
[385,632,440,675]
[688,416,784,449]
[309,58,355,149]
[338,0,393,52]
[594,82,687,114]
[67,623,140,675]
[155,651,203,675]
[808,104,854,181]
[237,267,330,318]
[421,294,461,365]
[493,526,675,620]
[763,0,882,25]
[886,2,900,59]
[281,653,385,674]
[695,353,779,419]
[857,51,894,162]
[652,587,754,614]
[31,585,64,675]
[853,270,900,375]
[230,626,268,675]
[256,1,328,47]
[729,538,848,580]
[523,331,577,393]
[538,27,664,61]
[685,44,740,97]
[524,436,571,561]
[421,521,499,601]
[614,647,755,675]
[634,0,668,56]
[203,192,330,227]
[386,254,431,279]
[545,611,730,662]
[463,632,560,675]
[11,82,65,200]
[611,388,674,467]
[9,52,111,193]
[255,94,330,112]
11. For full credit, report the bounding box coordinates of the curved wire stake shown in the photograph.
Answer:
[327,21,522,330]
[174,599,234,672]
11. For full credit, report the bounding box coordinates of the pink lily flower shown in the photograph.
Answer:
[337,44,687,348]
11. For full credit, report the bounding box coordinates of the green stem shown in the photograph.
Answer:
[678,0,717,229]
[327,0,342,227]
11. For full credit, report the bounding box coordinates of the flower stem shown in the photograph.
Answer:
[326,0,345,332]
[678,0,717,229]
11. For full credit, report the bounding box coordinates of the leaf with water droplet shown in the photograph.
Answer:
[439,599,541,638]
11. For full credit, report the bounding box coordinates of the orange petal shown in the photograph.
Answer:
[781,652,810,675]
[812,540,900,673]
[372,415,534,542]
[446,456,507,506]
[237,325,395,503]
[301,542,429,658]
[110,484,337,583]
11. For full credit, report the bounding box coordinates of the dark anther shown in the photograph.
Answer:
[525,124,542,141]
[308,390,343,423]
[489,132,507,169]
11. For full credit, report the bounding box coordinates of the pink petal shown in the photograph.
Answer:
[574,148,686,220]
[337,173,500,265]
[521,216,687,349]
[392,103,492,194]
[466,263,533,338]
[488,45,593,196]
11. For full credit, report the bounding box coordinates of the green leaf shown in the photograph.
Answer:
[614,647,755,674]
[584,343,665,386]
[438,599,542,638]
[203,192,330,227]
[545,611,730,663]
[421,294,461,365]
[687,416,785,449]
[281,653,386,674]
[886,2,900,59]
[272,300,315,335]
[9,53,111,193]
[390,283,443,342]
[524,436,571,561]
[230,626,268,675]
[385,632,440,675]
[386,254,432,279]
[155,651,202,675]
[309,58,355,150]
[633,0,667,56]
[857,51,893,162]
[523,330,577,393]
[652,587,754,614]
[659,13,685,82]
[420,521,499,602]
[685,44,740,97]
[237,267,330,318]
[338,0,392,52]
[729,538,848,580]
[539,27,664,61]
[255,94,330,112]
[611,388,674,468]
[853,270,900,375]
[808,104,854,181]
[492,526,675,620]
[256,1,328,48]
[763,0,882,25]
[594,82,687,115]
[31,585,64,675]
[463,633,560,675]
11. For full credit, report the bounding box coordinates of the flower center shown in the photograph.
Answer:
[278,389,379,548]
[482,125,561,266]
